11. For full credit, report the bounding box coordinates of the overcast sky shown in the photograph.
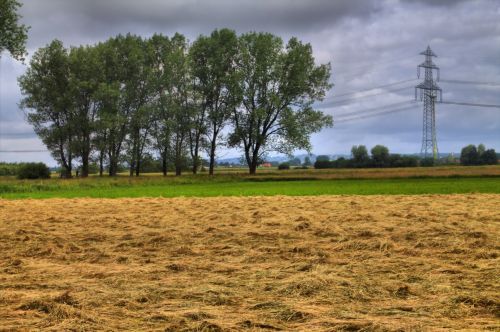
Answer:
[1,0,499,165]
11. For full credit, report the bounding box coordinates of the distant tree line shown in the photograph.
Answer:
[314,145,420,169]
[313,144,498,169]
[18,29,332,177]
[460,144,498,166]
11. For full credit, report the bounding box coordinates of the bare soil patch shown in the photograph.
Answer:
[0,195,499,330]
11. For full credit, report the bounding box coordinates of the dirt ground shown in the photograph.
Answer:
[0,195,499,331]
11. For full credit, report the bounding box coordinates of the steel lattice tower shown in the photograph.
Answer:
[415,46,442,160]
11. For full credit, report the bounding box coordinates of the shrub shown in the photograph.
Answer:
[420,157,435,167]
[460,145,479,165]
[17,162,51,179]
[480,149,498,165]
[314,160,333,169]
[278,163,290,170]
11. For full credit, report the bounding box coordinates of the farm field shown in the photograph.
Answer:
[1,165,500,199]
[0,195,499,330]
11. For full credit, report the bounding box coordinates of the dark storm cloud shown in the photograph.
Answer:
[19,0,382,47]
[400,0,469,7]
[1,0,499,164]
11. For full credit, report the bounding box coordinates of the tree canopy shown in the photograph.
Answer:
[0,0,29,61]
[19,30,333,176]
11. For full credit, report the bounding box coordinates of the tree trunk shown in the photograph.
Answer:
[192,150,199,174]
[81,153,89,178]
[249,162,257,175]
[208,130,217,175]
[175,165,182,176]
[129,162,134,176]
[108,151,118,177]
[135,159,140,176]
[99,150,104,177]
[209,143,216,176]
[248,145,260,175]
[162,152,167,176]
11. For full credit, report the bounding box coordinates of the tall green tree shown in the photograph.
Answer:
[123,36,155,177]
[371,145,389,167]
[18,40,74,178]
[229,32,332,174]
[190,28,240,175]
[68,45,100,177]
[94,34,151,176]
[351,145,369,167]
[148,34,173,176]
[0,0,29,61]
[163,33,192,176]
[460,144,479,166]
[480,149,497,165]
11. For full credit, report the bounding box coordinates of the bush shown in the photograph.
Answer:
[460,145,479,165]
[314,160,333,169]
[480,149,498,165]
[278,163,290,170]
[0,162,23,176]
[17,163,51,179]
[420,157,435,167]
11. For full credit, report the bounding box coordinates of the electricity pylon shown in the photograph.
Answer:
[415,46,442,160]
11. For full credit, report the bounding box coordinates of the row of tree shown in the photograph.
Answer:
[313,144,498,169]
[18,29,332,177]
[314,145,420,169]
[460,144,498,165]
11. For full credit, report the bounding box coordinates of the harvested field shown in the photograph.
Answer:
[0,195,499,331]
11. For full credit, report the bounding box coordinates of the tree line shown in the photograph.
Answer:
[18,29,332,177]
[313,144,498,169]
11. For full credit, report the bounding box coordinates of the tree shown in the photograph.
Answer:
[303,156,312,166]
[477,143,486,156]
[114,35,153,177]
[94,34,152,176]
[163,33,192,176]
[19,40,74,178]
[419,157,435,167]
[148,34,173,176]
[0,0,29,61]
[229,33,332,174]
[316,155,330,162]
[190,29,239,175]
[460,144,479,166]
[68,45,100,177]
[93,37,128,176]
[371,145,389,167]
[351,145,369,167]
[480,149,497,165]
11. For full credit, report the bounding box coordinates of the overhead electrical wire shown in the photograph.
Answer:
[439,101,500,109]
[440,79,500,87]
[335,104,419,123]
[333,100,416,117]
[331,78,417,98]
[321,85,414,108]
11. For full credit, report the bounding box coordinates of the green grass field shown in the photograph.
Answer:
[1,169,499,199]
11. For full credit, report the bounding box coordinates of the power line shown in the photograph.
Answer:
[331,78,417,98]
[440,101,500,109]
[335,104,419,123]
[321,85,413,108]
[440,79,500,87]
[334,100,416,117]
